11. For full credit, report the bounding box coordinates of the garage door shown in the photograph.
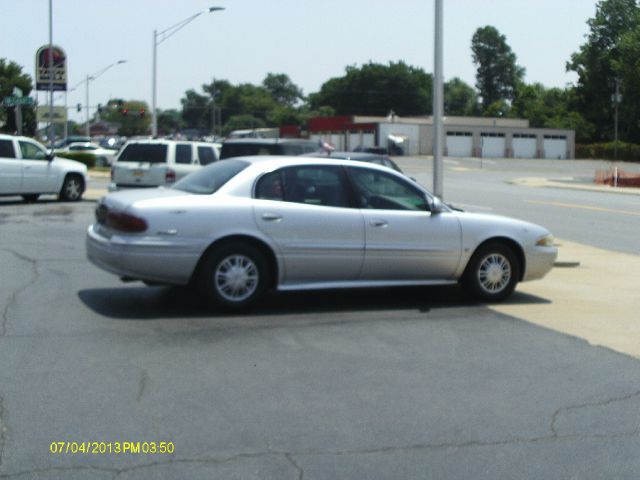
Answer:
[513,135,537,158]
[544,136,567,159]
[446,132,473,157]
[481,134,505,158]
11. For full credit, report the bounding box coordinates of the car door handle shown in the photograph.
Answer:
[262,213,283,222]
[370,219,388,228]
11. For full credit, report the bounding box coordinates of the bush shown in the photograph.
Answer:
[576,142,640,162]
[56,152,96,168]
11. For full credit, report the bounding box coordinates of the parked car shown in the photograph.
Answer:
[53,135,92,149]
[219,138,319,159]
[87,156,557,310]
[0,134,88,202]
[57,142,117,167]
[109,139,219,191]
[302,150,402,172]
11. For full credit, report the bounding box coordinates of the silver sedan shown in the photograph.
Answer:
[86,156,557,309]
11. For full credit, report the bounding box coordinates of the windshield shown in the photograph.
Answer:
[171,159,250,194]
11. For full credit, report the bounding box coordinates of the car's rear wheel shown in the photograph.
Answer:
[59,174,84,201]
[463,243,520,302]
[197,243,269,310]
[21,194,39,203]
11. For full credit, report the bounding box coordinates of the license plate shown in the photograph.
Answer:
[132,170,144,177]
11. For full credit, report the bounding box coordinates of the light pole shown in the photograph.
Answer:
[432,0,444,199]
[84,60,127,137]
[152,6,225,137]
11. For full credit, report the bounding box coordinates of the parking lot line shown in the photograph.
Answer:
[526,200,640,216]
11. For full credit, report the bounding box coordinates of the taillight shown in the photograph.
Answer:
[106,211,148,232]
[165,169,176,183]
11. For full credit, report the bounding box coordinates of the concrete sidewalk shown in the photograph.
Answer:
[510,177,640,196]
[493,239,640,359]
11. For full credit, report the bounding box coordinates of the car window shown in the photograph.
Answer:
[175,144,192,164]
[118,144,167,163]
[197,146,216,165]
[0,140,16,158]
[255,171,284,201]
[347,167,428,211]
[269,166,349,208]
[18,141,47,161]
[171,159,250,194]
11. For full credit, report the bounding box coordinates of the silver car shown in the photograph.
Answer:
[87,156,557,309]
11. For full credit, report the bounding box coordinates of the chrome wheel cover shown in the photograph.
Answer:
[214,254,259,302]
[64,178,82,200]
[477,253,512,294]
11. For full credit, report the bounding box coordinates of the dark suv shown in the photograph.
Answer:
[220,138,319,159]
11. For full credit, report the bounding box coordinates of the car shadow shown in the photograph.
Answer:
[78,284,550,321]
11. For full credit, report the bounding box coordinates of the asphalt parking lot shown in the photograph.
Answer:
[1,159,639,479]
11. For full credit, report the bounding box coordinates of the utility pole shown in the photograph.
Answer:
[432,0,444,199]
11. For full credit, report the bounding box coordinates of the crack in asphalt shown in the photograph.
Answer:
[284,453,304,480]
[0,249,39,339]
[2,424,640,479]
[550,389,640,437]
[0,396,5,468]
[136,369,148,403]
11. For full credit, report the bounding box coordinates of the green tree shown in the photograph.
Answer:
[309,61,432,116]
[100,99,150,136]
[181,89,210,130]
[262,73,304,107]
[471,26,525,109]
[444,77,478,115]
[567,0,640,142]
[0,59,36,135]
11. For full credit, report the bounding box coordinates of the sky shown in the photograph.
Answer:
[1,0,598,123]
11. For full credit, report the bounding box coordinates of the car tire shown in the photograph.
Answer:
[463,243,520,302]
[197,243,269,310]
[59,174,84,202]
[21,194,39,203]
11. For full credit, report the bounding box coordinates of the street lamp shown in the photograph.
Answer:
[85,60,127,136]
[152,6,225,137]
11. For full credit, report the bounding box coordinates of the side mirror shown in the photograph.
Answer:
[46,150,55,161]
[430,196,445,214]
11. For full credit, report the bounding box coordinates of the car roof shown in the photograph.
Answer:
[222,138,317,145]
[230,155,403,175]
[303,151,390,161]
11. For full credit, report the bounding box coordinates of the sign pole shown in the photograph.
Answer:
[48,0,55,147]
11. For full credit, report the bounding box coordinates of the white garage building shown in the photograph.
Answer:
[307,115,575,159]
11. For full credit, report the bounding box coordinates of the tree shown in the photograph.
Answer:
[309,61,432,116]
[567,0,640,142]
[444,77,478,116]
[262,73,304,107]
[181,89,210,130]
[0,58,36,135]
[471,26,525,109]
[100,99,151,136]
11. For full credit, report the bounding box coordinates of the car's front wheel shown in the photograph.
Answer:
[21,194,39,203]
[197,243,269,310]
[59,174,84,201]
[463,243,520,302]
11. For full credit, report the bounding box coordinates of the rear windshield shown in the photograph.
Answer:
[171,159,250,194]
[117,144,167,163]
[220,143,278,159]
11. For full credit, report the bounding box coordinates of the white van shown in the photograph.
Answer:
[0,134,88,202]
[109,139,219,191]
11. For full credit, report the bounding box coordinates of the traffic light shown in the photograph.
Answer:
[139,109,145,117]
[121,108,129,116]
[97,104,102,114]
[77,103,81,113]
